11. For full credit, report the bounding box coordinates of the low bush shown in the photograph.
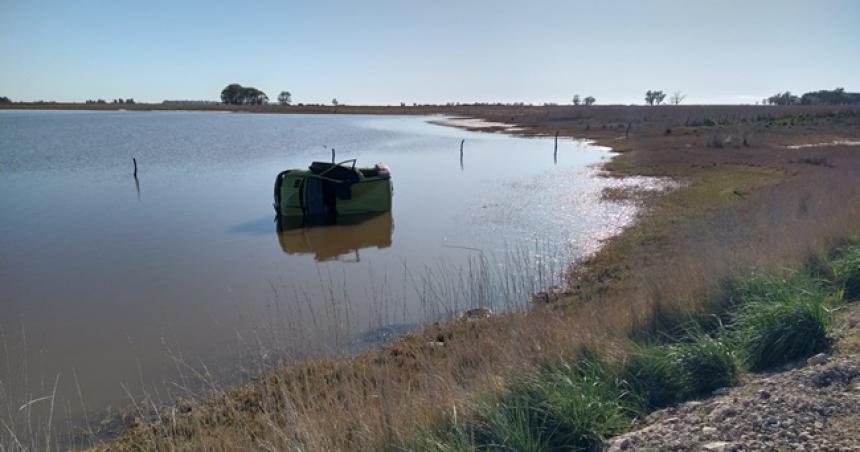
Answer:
[730,273,833,370]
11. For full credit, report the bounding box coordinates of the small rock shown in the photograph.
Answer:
[712,387,730,396]
[702,426,718,435]
[807,353,828,366]
[426,341,445,348]
[758,389,771,399]
[617,437,631,450]
[708,405,737,422]
[702,441,740,452]
[810,365,860,387]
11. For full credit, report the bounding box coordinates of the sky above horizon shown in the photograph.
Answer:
[2,0,858,105]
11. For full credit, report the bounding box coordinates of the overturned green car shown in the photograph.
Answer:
[273,159,392,225]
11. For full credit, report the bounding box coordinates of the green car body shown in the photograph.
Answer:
[274,160,392,223]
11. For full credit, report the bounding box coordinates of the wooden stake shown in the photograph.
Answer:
[133,157,140,200]
[554,131,558,164]
[460,139,464,170]
[331,148,336,163]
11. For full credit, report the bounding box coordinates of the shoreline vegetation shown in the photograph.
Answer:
[4,104,860,450]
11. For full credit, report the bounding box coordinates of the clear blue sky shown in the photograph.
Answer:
[2,0,858,105]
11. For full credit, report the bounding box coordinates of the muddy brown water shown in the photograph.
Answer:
[0,110,650,435]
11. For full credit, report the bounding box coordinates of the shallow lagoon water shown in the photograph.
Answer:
[0,110,643,423]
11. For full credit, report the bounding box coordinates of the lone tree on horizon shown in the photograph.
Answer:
[572,94,581,106]
[669,91,686,105]
[331,98,339,106]
[584,96,595,106]
[277,91,292,105]
[645,90,666,106]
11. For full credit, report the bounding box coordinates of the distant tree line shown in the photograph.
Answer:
[800,88,860,105]
[0,96,11,103]
[764,88,860,106]
[220,83,269,105]
[111,98,135,104]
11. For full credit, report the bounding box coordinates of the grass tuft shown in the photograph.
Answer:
[730,273,833,370]
[830,241,860,300]
[621,344,686,410]
[673,332,738,396]
[623,332,737,410]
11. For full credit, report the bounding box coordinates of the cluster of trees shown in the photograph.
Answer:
[85,99,108,104]
[0,96,11,103]
[764,88,859,106]
[111,98,135,104]
[800,88,860,105]
[572,95,596,106]
[644,90,686,105]
[220,85,341,106]
[764,91,799,106]
[220,84,269,105]
[644,90,666,105]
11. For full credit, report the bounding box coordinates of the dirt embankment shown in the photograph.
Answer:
[606,304,860,452]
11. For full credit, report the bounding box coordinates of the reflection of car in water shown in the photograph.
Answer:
[276,212,393,262]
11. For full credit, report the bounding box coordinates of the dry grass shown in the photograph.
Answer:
[4,105,858,451]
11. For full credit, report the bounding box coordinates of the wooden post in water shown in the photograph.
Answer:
[460,139,464,170]
[331,147,336,163]
[553,131,558,164]
[132,157,140,200]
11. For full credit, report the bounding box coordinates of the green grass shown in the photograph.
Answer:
[409,358,638,452]
[621,344,686,410]
[830,240,860,300]
[729,272,834,371]
[408,248,856,452]
[622,332,738,410]
[673,332,739,395]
